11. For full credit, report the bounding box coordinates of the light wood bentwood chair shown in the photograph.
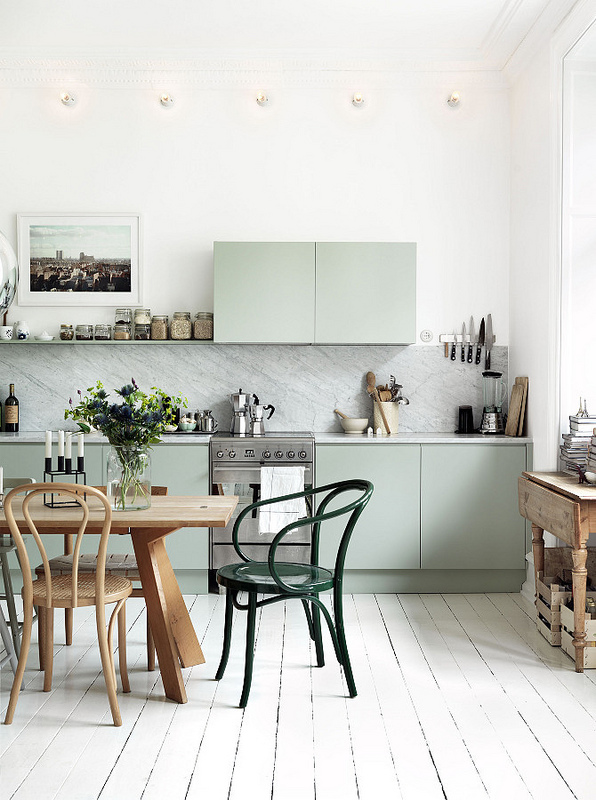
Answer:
[38,485,168,672]
[3,483,132,727]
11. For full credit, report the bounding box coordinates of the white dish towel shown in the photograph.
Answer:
[258,466,307,535]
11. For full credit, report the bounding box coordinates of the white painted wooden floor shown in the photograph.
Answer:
[2,592,596,800]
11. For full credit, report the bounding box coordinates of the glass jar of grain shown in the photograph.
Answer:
[60,323,74,341]
[94,323,112,340]
[193,311,213,340]
[134,323,151,340]
[113,323,131,340]
[151,315,168,340]
[133,308,151,325]
[170,311,192,340]
[75,324,93,341]
[115,308,132,326]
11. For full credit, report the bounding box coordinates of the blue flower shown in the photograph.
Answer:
[94,413,109,427]
[119,384,135,398]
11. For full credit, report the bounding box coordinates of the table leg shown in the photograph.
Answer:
[531,523,544,600]
[131,527,205,703]
[571,546,588,673]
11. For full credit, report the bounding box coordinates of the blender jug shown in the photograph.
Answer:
[480,371,506,434]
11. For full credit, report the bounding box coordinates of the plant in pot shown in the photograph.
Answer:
[65,379,185,510]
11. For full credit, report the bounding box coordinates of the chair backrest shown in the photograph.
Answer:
[93,485,168,496]
[3,483,113,609]
[231,479,374,593]
[3,478,36,489]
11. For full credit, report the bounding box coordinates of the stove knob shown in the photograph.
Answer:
[287,451,295,459]
[216,451,224,458]
[298,450,307,459]
[274,450,284,459]
[228,450,236,458]
[262,450,271,459]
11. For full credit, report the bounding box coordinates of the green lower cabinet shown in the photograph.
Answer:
[420,444,527,570]
[315,444,421,570]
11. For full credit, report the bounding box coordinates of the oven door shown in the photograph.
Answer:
[210,464,313,570]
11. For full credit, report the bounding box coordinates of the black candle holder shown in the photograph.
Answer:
[43,469,87,508]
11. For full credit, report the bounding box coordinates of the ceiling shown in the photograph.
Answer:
[0,0,583,72]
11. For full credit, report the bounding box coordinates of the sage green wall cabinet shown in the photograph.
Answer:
[214,242,316,343]
[315,443,421,569]
[420,444,527,570]
[315,242,416,344]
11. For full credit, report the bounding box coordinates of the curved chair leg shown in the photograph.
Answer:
[311,601,325,668]
[65,608,73,646]
[98,601,123,727]
[118,603,131,693]
[4,599,34,724]
[1,550,21,656]
[239,592,257,708]
[38,606,46,671]
[333,588,356,697]
[147,618,156,671]
[43,608,54,692]
[215,589,234,680]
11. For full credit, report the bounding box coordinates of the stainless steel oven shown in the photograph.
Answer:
[209,432,314,589]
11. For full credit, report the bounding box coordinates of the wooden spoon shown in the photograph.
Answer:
[365,371,391,433]
[334,409,350,419]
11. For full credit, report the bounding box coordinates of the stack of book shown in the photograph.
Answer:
[559,415,596,475]
[587,430,596,473]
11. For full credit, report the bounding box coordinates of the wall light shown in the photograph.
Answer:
[447,91,461,107]
[256,92,268,106]
[160,93,174,108]
[60,92,75,106]
[352,92,364,107]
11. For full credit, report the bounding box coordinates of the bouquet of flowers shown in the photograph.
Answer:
[65,379,186,509]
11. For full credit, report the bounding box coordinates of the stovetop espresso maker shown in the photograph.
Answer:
[229,390,276,436]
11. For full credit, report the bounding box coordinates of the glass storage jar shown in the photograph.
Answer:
[60,323,74,341]
[113,323,131,340]
[193,311,213,340]
[150,314,168,340]
[94,323,112,340]
[170,311,192,340]
[114,307,132,326]
[75,324,93,341]
[134,323,151,340]
[133,308,151,325]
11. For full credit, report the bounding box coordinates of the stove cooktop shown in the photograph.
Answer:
[213,431,314,440]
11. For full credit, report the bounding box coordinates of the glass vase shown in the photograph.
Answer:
[106,446,151,511]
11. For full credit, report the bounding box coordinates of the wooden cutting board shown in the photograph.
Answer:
[516,376,529,436]
[505,382,524,436]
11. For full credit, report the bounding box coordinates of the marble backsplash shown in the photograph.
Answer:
[1,343,507,434]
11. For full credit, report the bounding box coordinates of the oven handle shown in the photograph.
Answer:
[212,465,312,485]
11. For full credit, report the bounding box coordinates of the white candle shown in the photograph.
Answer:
[78,432,84,458]
[45,430,52,459]
[65,432,72,460]
[58,429,65,457]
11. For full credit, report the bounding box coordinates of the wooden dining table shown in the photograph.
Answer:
[0,493,238,703]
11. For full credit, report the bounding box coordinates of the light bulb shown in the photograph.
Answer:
[352,93,364,107]
[256,92,268,106]
[160,93,174,108]
[60,92,75,106]
[447,91,460,107]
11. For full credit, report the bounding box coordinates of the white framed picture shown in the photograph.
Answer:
[17,213,142,306]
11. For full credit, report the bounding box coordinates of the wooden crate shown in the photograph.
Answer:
[559,603,596,668]
[535,573,571,646]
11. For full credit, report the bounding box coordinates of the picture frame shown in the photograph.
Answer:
[17,213,141,306]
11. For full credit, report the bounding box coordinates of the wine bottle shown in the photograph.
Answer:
[5,383,19,432]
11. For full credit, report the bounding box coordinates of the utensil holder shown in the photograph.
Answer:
[373,402,399,434]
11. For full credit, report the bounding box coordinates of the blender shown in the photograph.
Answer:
[479,371,506,434]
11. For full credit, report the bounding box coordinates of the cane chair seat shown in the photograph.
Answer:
[31,573,133,608]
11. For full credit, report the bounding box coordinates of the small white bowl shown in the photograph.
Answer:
[340,417,369,434]
[178,421,197,432]
[35,334,54,341]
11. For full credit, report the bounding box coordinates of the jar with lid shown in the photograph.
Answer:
[94,323,112,340]
[151,314,168,340]
[114,307,132,326]
[193,311,213,340]
[75,324,93,341]
[133,308,151,325]
[134,323,151,340]
[60,323,74,341]
[113,323,131,341]
[170,311,192,340]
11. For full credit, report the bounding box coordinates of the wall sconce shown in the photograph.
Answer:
[160,93,174,108]
[60,92,75,106]
[447,91,460,107]
[352,92,364,107]
[256,92,268,106]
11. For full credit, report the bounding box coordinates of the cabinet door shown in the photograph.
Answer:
[315,243,416,344]
[316,444,420,569]
[421,444,527,569]
[214,242,315,343]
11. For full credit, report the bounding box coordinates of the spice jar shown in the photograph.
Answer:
[113,323,131,340]
[151,314,168,340]
[94,323,112,340]
[193,311,213,340]
[114,307,132,326]
[134,323,151,340]
[170,311,192,340]
[60,324,74,341]
[133,308,151,325]
[75,324,93,341]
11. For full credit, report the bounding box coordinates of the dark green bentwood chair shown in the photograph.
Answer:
[215,479,373,707]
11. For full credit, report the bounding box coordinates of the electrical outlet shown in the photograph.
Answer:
[420,329,433,342]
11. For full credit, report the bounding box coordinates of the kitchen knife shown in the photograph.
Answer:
[485,313,493,370]
[467,316,475,363]
[461,322,466,362]
[476,317,485,365]
[450,332,457,361]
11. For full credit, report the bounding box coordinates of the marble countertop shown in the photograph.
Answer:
[0,431,532,445]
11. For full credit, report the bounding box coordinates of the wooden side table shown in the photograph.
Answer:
[518,471,596,672]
